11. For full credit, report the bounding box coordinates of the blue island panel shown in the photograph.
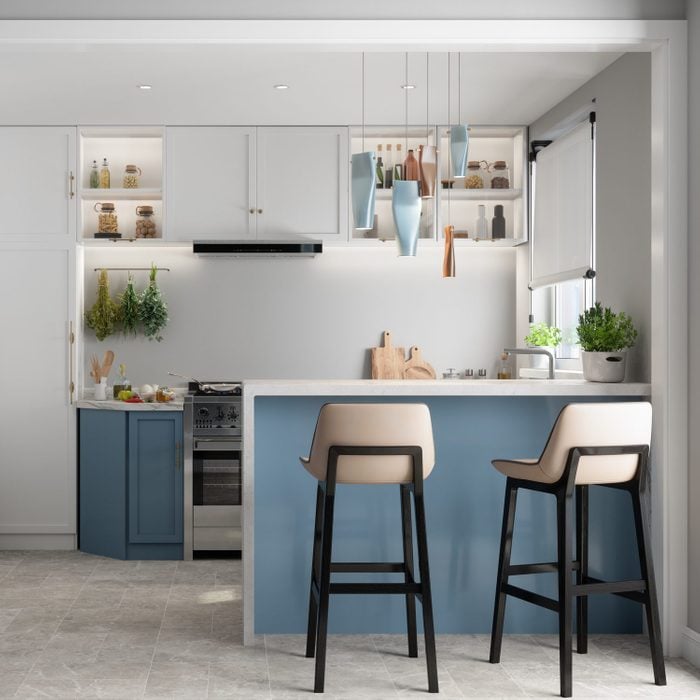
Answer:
[254,395,643,634]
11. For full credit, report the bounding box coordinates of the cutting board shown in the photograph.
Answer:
[404,346,437,379]
[370,331,406,379]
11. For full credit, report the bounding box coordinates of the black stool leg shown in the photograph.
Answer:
[400,484,418,658]
[489,479,518,664]
[557,491,574,698]
[413,485,439,693]
[314,482,336,693]
[306,483,325,658]
[630,488,667,685]
[575,485,589,654]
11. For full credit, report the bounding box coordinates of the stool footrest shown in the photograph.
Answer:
[330,582,422,595]
[503,584,559,612]
[331,562,406,573]
[576,576,646,601]
[508,561,581,575]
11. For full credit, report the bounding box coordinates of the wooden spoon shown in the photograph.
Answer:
[101,350,115,378]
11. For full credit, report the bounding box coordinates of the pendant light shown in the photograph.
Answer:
[443,52,456,277]
[449,53,469,179]
[418,52,437,199]
[392,52,421,257]
[351,53,377,231]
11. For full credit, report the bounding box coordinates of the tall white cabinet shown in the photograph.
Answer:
[165,126,348,242]
[0,126,77,549]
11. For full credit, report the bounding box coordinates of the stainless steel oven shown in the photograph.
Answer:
[183,382,242,559]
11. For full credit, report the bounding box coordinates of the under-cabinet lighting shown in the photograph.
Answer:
[401,84,416,90]
[273,84,289,90]
[137,84,152,90]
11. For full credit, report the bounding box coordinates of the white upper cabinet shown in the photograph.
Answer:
[0,127,76,240]
[165,126,348,242]
[256,127,348,241]
[166,127,255,241]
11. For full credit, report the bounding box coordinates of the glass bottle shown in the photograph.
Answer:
[89,160,99,189]
[113,364,131,399]
[384,144,393,189]
[492,204,506,239]
[375,145,384,189]
[135,205,157,238]
[475,204,488,239]
[465,161,484,189]
[490,160,510,189]
[94,202,118,235]
[394,144,403,180]
[99,158,111,188]
[497,352,513,379]
[403,149,419,180]
[122,164,141,189]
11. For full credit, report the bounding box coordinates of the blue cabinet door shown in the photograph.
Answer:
[128,412,183,544]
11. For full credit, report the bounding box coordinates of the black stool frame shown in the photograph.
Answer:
[305,445,438,694]
[489,444,666,697]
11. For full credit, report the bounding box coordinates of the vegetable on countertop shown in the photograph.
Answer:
[85,269,120,341]
[139,263,168,342]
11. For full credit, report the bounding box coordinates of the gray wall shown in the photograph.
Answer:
[688,0,700,635]
[526,53,651,382]
[82,246,516,389]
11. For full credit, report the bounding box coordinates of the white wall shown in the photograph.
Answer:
[687,0,700,636]
[525,53,651,382]
[82,246,516,389]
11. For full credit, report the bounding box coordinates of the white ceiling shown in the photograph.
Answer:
[0,48,621,126]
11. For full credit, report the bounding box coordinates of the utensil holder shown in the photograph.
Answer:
[94,377,107,401]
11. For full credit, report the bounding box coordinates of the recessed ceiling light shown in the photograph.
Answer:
[273,84,290,90]
[137,84,152,90]
[401,84,416,90]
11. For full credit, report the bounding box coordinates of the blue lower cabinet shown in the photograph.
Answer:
[79,409,183,560]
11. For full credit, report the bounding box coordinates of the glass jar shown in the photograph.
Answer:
[89,160,99,188]
[99,158,110,188]
[464,161,484,189]
[490,161,510,189]
[122,164,141,189]
[94,202,118,234]
[135,205,157,238]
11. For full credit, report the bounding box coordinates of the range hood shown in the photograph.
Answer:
[193,240,322,257]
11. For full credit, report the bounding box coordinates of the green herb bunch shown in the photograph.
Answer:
[119,273,141,336]
[576,302,637,352]
[524,322,562,348]
[139,263,168,342]
[85,269,120,341]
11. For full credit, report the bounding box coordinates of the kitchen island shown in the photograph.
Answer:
[242,380,651,646]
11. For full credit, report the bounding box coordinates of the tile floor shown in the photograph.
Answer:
[0,551,699,699]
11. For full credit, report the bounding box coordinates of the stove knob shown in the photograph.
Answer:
[226,406,239,422]
[215,407,225,421]
[198,407,210,418]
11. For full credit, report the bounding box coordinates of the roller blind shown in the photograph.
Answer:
[530,119,594,289]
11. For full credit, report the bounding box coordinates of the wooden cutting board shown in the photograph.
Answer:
[370,331,406,379]
[404,346,437,379]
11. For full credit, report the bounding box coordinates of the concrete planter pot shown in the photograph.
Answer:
[581,350,628,383]
[529,346,555,369]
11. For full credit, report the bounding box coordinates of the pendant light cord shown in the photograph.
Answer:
[361,52,365,153]
[405,51,409,154]
[426,52,429,144]
[447,52,451,224]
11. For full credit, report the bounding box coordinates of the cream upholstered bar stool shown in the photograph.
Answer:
[488,402,666,697]
[300,403,438,694]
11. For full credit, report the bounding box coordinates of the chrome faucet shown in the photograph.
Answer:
[504,348,555,379]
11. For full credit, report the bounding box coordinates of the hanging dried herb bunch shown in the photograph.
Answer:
[85,269,120,341]
[119,273,140,336]
[139,263,168,342]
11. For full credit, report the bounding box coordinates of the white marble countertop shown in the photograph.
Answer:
[242,379,651,398]
[77,399,184,411]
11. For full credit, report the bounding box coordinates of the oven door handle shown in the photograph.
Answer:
[193,438,242,452]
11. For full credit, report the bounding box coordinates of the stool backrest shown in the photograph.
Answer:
[538,402,652,484]
[304,403,435,484]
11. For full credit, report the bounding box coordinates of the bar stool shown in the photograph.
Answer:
[488,401,666,697]
[300,403,439,694]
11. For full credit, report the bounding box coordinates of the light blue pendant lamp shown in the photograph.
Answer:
[351,54,376,231]
[449,53,469,179]
[392,52,421,256]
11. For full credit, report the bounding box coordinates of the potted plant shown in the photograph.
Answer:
[524,322,562,369]
[576,302,638,382]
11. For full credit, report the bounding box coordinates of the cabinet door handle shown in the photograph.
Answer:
[175,441,181,471]
[68,321,75,405]
[69,171,75,199]
[249,208,255,214]
[257,208,263,214]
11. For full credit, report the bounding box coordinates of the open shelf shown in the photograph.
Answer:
[80,188,162,201]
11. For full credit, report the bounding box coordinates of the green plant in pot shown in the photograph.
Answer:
[524,322,562,370]
[576,302,637,382]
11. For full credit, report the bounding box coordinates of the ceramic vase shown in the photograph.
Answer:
[392,180,421,257]
[351,151,377,230]
[449,124,469,179]
[418,144,437,198]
